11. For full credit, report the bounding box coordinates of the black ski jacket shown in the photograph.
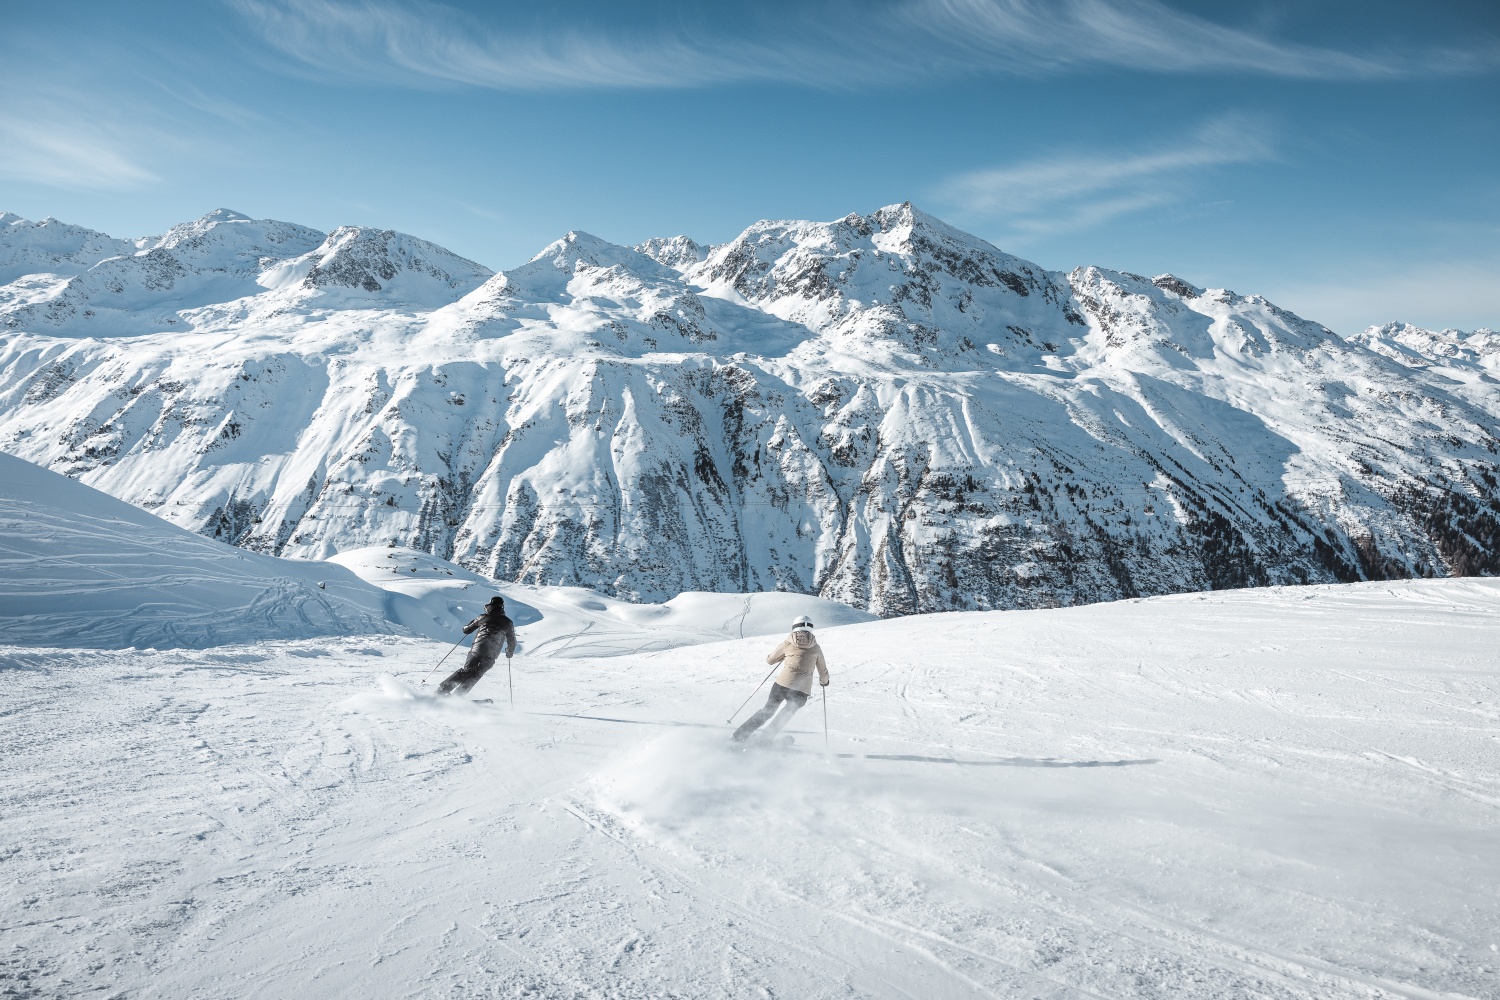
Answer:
[463,610,518,660]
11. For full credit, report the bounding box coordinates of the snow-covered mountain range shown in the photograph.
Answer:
[1,205,1496,615]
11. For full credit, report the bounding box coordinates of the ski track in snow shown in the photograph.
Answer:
[3,581,1500,998]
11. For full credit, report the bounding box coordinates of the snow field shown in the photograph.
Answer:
[0,451,394,649]
[2,579,1497,998]
[329,543,876,652]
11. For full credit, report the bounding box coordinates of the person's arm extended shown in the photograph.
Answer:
[765,641,787,666]
[816,649,829,686]
[503,619,518,657]
[462,617,481,635]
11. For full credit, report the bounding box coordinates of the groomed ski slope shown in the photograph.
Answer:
[3,580,1498,998]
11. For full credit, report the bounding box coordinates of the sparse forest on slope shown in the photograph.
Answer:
[1,205,1496,615]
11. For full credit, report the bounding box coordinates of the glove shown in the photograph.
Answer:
[820,679,829,687]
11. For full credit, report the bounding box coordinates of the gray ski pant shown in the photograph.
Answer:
[733,682,808,741]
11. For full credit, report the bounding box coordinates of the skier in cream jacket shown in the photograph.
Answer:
[732,615,829,743]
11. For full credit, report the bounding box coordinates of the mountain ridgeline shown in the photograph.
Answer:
[1,204,1497,615]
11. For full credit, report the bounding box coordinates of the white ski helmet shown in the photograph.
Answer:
[791,615,815,632]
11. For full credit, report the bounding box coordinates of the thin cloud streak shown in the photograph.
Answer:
[232,0,801,90]
[0,73,256,195]
[232,0,1488,92]
[1006,192,1175,240]
[148,80,270,128]
[907,0,1399,78]
[0,102,160,191]
[932,116,1276,238]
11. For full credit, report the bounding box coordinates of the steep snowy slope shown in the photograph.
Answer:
[0,450,396,648]
[0,205,1496,615]
[2,580,1496,998]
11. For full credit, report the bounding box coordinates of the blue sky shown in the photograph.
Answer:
[2,0,1496,333]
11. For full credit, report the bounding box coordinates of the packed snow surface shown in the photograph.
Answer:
[0,449,395,648]
[3,580,1497,998]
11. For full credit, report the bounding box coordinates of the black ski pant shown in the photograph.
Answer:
[438,643,503,695]
[733,682,808,741]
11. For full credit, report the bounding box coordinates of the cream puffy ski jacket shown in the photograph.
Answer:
[766,630,829,695]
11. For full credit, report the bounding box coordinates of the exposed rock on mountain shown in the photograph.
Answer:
[636,235,707,270]
[259,225,494,305]
[0,209,492,335]
[0,212,137,284]
[0,204,1495,615]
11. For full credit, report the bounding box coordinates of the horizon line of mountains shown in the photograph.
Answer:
[1,202,1496,616]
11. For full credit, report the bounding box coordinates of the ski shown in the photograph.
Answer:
[735,733,794,751]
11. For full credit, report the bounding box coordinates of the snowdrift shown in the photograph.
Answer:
[0,451,396,648]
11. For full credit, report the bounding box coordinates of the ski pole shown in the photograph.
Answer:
[822,684,828,751]
[420,637,466,686]
[726,664,779,724]
[507,654,514,708]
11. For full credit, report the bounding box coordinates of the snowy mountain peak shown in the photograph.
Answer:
[261,226,493,306]
[441,229,724,350]
[167,207,257,235]
[504,231,681,301]
[683,201,1060,368]
[139,207,306,251]
[0,209,338,335]
[0,213,137,285]
[694,200,1048,313]
[869,200,968,242]
[1151,273,1203,299]
[1351,321,1500,376]
[1065,265,1336,363]
[137,213,325,269]
[636,235,707,270]
[526,230,666,273]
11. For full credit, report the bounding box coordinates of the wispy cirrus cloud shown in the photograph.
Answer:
[902,0,1401,79]
[0,58,267,194]
[0,98,161,190]
[232,0,791,90]
[232,0,1494,92]
[932,115,1277,238]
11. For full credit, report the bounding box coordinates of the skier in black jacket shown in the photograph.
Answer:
[438,596,518,695]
